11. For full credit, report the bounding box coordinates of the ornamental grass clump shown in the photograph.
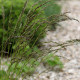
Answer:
[0,0,80,79]
[0,0,47,55]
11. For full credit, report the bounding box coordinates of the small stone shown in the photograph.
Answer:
[70,59,77,64]
[68,69,75,74]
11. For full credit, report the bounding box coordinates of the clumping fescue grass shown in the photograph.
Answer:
[0,0,80,79]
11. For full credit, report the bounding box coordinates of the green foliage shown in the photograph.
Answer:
[0,70,6,78]
[0,0,46,52]
[0,70,18,80]
[4,58,40,77]
[44,53,63,68]
[8,44,41,76]
[45,0,61,30]
[35,0,61,16]
[9,61,37,75]
[34,0,61,30]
